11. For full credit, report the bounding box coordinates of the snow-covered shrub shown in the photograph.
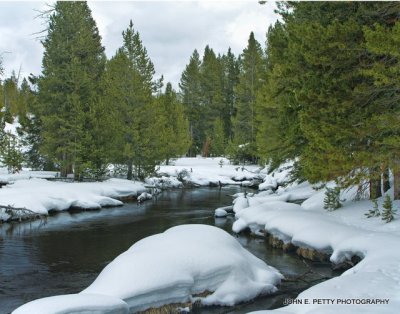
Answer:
[176,168,190,182]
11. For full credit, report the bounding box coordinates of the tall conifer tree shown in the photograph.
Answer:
[38,1,106,178]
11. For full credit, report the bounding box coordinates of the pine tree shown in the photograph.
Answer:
[179,49,203,156]
[232,32,265,163]
[363,15,400,199]
[104,21,163,180]
[323,187,342,211]
[199,46,225,156]
[0,132,23,173]
[256,21,305,170]
[221,48,240,141]
[38,1,107,178]
[155,82,191,164]
[381,194,396,223]
[209,118,226,157]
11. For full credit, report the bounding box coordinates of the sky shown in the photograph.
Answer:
[0,0,279,89]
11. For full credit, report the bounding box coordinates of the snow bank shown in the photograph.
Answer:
[158,157,263,187]
[233,183,400,314]
[82,224,282,312]
[0,169,58,183]
[0,178,147,221]
[12,293,129,314]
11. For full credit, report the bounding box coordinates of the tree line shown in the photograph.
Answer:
[1,1,400,200]
[256,1,400,199]
[1,2,190,179]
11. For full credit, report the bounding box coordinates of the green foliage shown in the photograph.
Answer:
[103,21,165,180]
[156,82,191,163]
[179,49,203,156]
[37,1,107,178]
[381,194,396,223]
[232,32,265,162]
[0,132,23,173]
[180,47,240,157]
[365,198,381,218]
[323,187,343,211]
[209,118,226,156]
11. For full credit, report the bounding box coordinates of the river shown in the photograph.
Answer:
[0,186,340,313]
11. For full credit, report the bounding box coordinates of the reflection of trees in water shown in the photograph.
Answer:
[2,216,47,237]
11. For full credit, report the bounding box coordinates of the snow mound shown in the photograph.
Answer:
[12,293,129,314]
[0,178,147,221]
[215,208,228,217]
[137,192,152,202]
[82,224,283,312]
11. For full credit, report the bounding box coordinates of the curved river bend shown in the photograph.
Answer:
[0,186,339,314]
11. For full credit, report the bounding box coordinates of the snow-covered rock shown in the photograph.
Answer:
[215,208,228,217]
[82,224,283,312]
[12,293,129,314]
[137,192,152,203]
[259,175,278,191]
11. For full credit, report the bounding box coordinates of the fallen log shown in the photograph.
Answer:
[0,205,45,222]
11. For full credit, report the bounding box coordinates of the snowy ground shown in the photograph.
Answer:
[0,157,264,221]
[156,157,263,187]
[12,225,282,314]
[227,170,400,314]
[0,178,147,222]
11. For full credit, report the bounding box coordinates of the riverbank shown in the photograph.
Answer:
[229,182,400,314]
[0,157,263,223]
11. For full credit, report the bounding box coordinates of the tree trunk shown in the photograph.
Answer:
[382,168,391,193]
[127,160,133,180]
[393,168,400,200]
[370,177,382,199]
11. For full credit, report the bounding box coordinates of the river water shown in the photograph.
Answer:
[0,186,339,313]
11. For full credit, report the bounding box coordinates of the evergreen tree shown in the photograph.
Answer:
[155,82,191,164]
[232,32,265,162]
[363,15,400,199]
[209,118,226,157]
[323,187,343,211]
[38,1,107,178]
[256,21,305,170]
[104,21,163,179]
[179,49,203,156]
[381,194,396,223]
[221,48,240,141]
[0,132,23,173]
[199,46,225,156]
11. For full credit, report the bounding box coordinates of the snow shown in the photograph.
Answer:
[12,293,129,314]
[0,178,147,221]
[4,120,20,137]
[232,179,400,314]
[81,224,282,312]
[158,157,263,186]
[0,169,58,182]
[11,224,284,313]
[145,176,183,189]
[137,192,152,202]
[215,208,228,217]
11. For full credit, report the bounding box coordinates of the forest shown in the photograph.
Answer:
[1,1,400,199]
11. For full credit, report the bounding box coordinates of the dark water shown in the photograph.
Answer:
[0,187,339,314]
